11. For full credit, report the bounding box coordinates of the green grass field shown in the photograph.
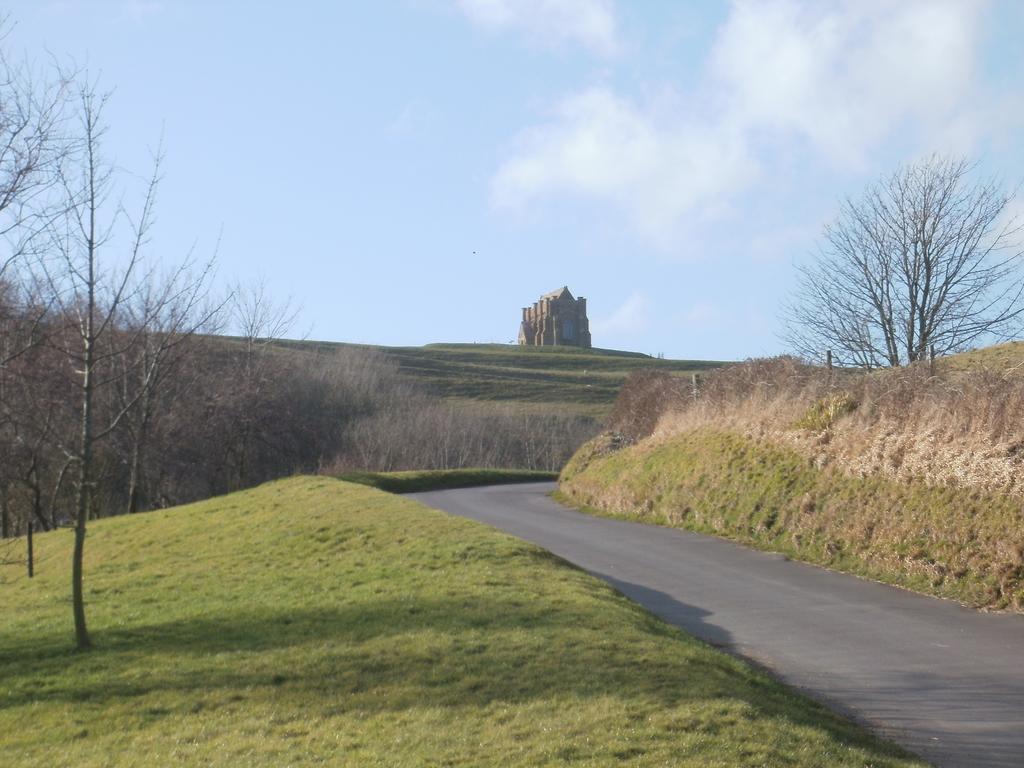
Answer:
[276,339,724,416]
[0,477,923,766]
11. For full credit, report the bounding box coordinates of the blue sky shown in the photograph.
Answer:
[8,0,1024,359]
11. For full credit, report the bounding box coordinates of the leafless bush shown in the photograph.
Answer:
[329,393,596,473]
[606,370,690,441]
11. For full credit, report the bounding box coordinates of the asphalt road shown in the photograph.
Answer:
[410,482,1024,768]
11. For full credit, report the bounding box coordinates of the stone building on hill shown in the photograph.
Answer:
[518,286,592,348]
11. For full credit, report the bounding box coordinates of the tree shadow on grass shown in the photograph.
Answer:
[0,588,914,763]
[598,576,734,647]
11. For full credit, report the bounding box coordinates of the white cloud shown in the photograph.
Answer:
[493,0,1003,247]
[493,87,755,247]
[455,0,618,56]
[710,0,985,167]
[591,292,650,336]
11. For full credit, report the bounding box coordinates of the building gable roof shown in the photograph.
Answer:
[541,286,574,301]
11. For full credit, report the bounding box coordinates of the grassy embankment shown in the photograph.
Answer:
[336,468,556,493]
[1,477,923,766]
[276,339,723,418]
[559,352,1024,611]
[937,338,1024,371]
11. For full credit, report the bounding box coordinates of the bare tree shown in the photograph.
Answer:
[0,34,69,281]
[0,32,71,542]
[0,26,70,370]
[117,255,220,514]
[37,78,213,649]
[215,279,301,486]
[230,277,300,361]
[784,155,1024,368]
[40,82,131,649]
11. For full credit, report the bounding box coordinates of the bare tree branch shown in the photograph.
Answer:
[783,155,1024,367]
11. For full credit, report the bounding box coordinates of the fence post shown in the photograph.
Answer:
[826,349,833,387]
[691,372,699,401]
[27,522,33,578]
[929,344,936,376]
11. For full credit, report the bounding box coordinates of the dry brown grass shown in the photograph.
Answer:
[651,356,1024,497]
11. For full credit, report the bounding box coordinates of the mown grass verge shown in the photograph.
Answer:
[559,429,1024,610]
[0,477,923,766]
[335,468,557,493]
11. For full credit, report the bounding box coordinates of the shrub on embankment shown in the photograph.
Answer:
[559,355,1024,611]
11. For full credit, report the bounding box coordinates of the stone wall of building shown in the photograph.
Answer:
[518,286,592,348]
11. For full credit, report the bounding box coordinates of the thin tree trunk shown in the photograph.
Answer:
[126,442,141,514]
[73,381,92,648]
[125,338,157,514]
[126,387,151,514]
[25,465,53,531]
[73,114,98,651]
[72,488,89,648]
[125,422,149,514]
[0,487,9,539]
[73,324,93,649]
[73,315,94,646]
[47,457,72,530]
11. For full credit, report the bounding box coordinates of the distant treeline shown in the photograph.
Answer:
[0,315,596,538]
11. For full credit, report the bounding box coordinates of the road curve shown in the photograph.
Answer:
[410,482,1024,768]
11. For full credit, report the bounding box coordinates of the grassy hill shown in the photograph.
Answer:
[0,477,922,766]
[276,339,724,416]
